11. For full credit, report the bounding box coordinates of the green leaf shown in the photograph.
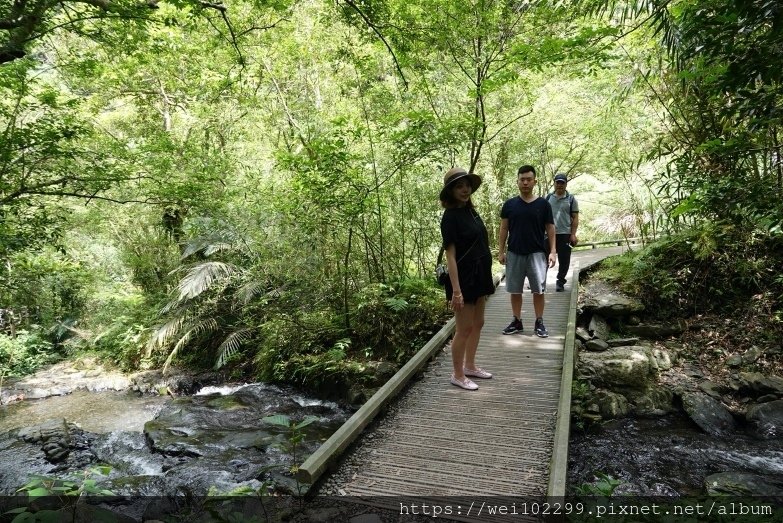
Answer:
[11,511,35,523]
[262,414,291,427]
[293,415,319,430]
[35,510,66,523]
[25,487,51,497]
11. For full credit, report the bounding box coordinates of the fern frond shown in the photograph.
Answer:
[160,318,223,373]
[177,262,237,303]
[203,242,234,256]
[170,318,219,354]
[214,328,253,370]
[236,280,266,306]
[161,345,179,375]
[180,241,204,261]
[145,315,188,357]
[193,317,219,336]
[171,328,195,356]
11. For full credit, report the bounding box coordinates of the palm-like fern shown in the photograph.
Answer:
[146,230,262,373]
[213,328,253,370]
[165,261,238,310]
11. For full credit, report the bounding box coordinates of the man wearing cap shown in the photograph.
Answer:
[546,173,580,292]
[498,165,557,338]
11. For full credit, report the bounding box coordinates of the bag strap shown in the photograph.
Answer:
[438,237,478,266]
[547,192,575,215]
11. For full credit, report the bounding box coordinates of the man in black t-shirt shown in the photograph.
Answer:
[497,165,556,338]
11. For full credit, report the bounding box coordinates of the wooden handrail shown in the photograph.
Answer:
[572,236,645,250]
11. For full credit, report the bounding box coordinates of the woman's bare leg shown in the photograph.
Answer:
[463,297,486,370]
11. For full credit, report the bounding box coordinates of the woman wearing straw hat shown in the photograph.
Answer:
[439,166,496,390]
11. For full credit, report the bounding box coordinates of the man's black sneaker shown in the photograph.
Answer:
[534,318,549,338]
[556,283,565,292]
[502,318,523,335]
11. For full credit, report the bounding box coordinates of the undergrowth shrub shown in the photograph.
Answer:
[253,278,450,394]
[254,310,344,384]
[0,329,59,379]
[351,278,450,363]
[597,222,782,319]
[89,319,151,371]
[0,249,91,334]
[269,349,369,390]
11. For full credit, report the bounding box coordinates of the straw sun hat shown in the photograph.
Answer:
[439,166,482,201]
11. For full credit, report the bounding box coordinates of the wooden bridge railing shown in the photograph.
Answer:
[572,236,645,250]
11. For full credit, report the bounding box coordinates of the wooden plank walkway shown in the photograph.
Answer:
[325,247,625,508]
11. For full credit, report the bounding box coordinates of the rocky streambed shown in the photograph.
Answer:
[0,361,435,522]
[569,279,783,496]
[0,360,351,502]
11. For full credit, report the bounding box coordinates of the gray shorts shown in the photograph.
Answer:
[505,251,548,294]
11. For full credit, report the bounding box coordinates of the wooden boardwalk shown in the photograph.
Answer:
[308,247,625,516]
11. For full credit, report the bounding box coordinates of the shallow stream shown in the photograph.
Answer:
[5,379,782,500]
[0,389,169,433]
[0,383,350,498]
[568,412,783,495]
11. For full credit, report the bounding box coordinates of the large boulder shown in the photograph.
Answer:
[736,372,783,397]
[584,339,610,352]
[592,390,631,419]
[607,337,639,347]
[626,386,675,416]
[705,472,783,496]
[699,380,732,400]
[1,358,131,404]
[581,282,644,318]
[576,326,592,342]
[588,314,611,340]
[577,346,660,389]
[129,368,223,395]
[681,392,736,436]
[745,399,783,439]
[144,384,345,458]
[650,346,674,371]
[625,322,684,339]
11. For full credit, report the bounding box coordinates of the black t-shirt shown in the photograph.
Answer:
[500,196,554,255]
[440,207,491,265]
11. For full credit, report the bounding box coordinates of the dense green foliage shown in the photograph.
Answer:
[1,0,781,396]
[598,225,783,319]
[0,330,58,380]
[568,0,783,358]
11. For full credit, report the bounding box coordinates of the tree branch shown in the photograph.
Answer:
[0,0,230,64]
[339,0,409,90]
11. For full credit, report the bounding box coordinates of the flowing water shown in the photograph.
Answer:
[5,381,781,500]
[568,412,783,496]
[0,382,351,499]
[0,389,169,433]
